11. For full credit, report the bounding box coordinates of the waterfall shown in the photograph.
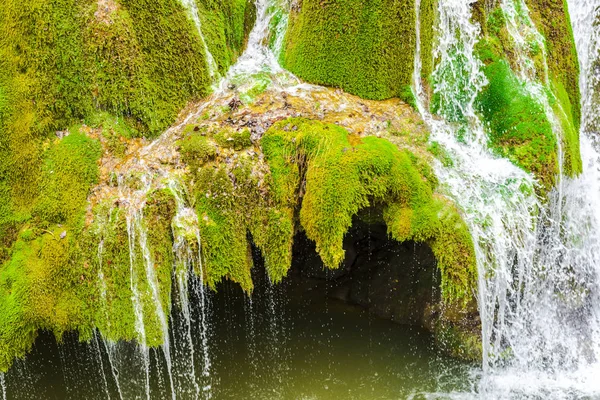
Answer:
[123,208,152,400]
[219,0,302,92]
[179,0,221,86]
[413,0,600,397]
[8,0,600,397]
[413,0,540,370]
[94,332,124,400]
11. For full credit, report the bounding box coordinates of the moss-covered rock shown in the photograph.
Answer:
[282,0,418,102]
[263,118,476,303]
[35,132,103,225]
[526,0,581,129]
[473,2,582,189]
[0,0,255,266]
[477,58,559,190]
[0,227,96,372]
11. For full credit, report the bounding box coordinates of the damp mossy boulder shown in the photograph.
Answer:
[281,0,422,103]
[262,118,477,302]
[0,131,103,372]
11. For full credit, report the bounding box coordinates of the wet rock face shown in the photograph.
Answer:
[291,218,440,328]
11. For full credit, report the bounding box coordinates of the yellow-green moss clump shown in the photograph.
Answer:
[281,0,419,103]
[262,118,477,302]
[178,118,476,302]
[476,58,559,190]
[84,189,176,347]
[526,0,581,128]
[197,0,257,74]
[0,132,102,372]
[180,125,294,291]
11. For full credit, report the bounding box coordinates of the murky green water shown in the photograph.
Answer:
[4,267,475,400]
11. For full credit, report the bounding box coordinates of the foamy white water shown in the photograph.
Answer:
[414,0,600,398]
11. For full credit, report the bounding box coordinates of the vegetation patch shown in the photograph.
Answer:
[262,118,477,303]
[281,0,418,103]
[477,59,558,190]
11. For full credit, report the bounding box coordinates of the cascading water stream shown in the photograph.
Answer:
[413,0,541,371]
[220,0,290,85]
[413,0,600,397]
[122,196,152,400]
[169,179,213,398]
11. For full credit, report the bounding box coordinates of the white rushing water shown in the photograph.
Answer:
[413,0,600,398]
[413,0,540,373]
[170,180,212,398]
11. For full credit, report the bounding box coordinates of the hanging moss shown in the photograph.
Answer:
[262,118,477,303]
[281,0,417,102]
[84,203,138,343]
[0,226,97,372]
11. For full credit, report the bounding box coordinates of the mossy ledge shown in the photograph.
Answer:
[0,86,480,371]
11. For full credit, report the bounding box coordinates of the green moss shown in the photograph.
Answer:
[194,167,254,291]
[196,0,257,73]
[0,0,257,261]
[179,132,217,170]
[282,0,416,101]
[435,319,482,361]
[0,0,93,258]
[110,0,212,135]
[550,79,583,176]
[476,59,558,190]
[525,0,581,129]
[213,127,252,150]
[428,141,454,168]
[0,226,96,372]
[83,189,175,347]
[419,0,436,84]
[34,132,102,225]
[85,204,138,342]
[262,118,477,303]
